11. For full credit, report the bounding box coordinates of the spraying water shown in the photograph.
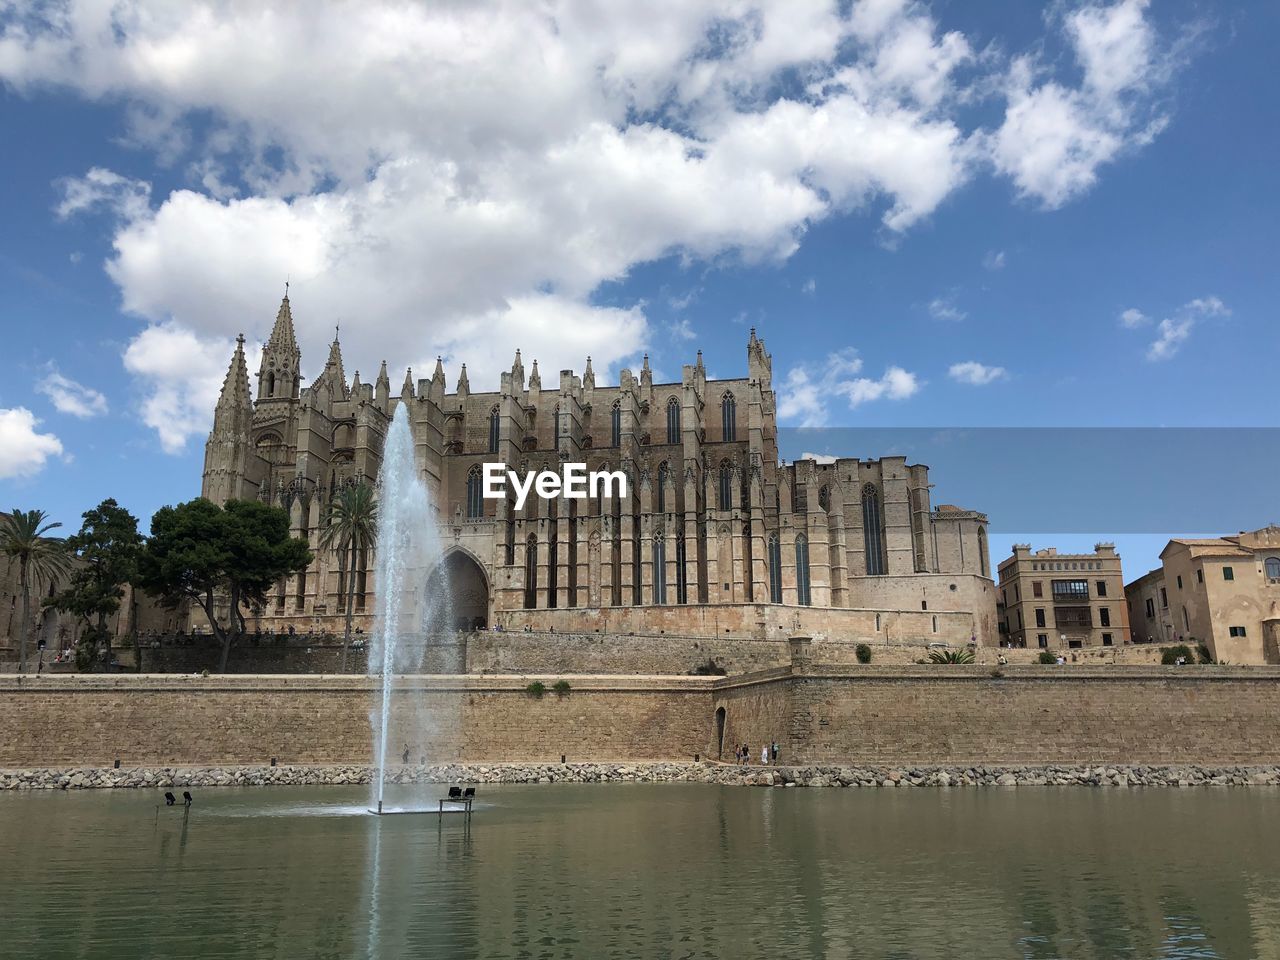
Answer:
[368,402,446,812]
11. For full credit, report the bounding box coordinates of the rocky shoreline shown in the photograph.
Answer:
[4,761,1280,791]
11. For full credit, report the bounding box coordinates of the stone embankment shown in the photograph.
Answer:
[4,761,1280,791]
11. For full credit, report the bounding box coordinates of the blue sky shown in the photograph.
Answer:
[0,0,1276,578]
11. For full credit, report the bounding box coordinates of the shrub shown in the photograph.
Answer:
[1161,644,1194,666]
[690,658,727,676]
[1197,643,1214,665]
[928,648,975,664]
[1038,650,1057,665]
[855,643,872,664]
[552,679,571,697]
[525,680,546,699]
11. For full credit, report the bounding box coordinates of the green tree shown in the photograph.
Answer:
[318,482,378,672]
[138,498,311,672]
[1,509,73,673]
[928,648,976,664]
[47,499,143,672]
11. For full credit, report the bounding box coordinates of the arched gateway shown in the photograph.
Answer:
[433,550,490,631]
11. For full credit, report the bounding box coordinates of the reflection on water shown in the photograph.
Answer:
[1,784,1278,959]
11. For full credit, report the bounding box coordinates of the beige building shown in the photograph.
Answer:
[198,294,997,647]
[1124,527,1280,664]
[997,544,1128,650]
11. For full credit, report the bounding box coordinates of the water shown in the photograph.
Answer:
[4,784,1280,959]
[369,403,447,812]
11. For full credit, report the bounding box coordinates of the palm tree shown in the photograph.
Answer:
[2,510,73,673]
[928,648,976,664]
[319,483,378,671]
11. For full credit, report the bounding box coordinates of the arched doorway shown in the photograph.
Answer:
[436,550,489,631]
[715,706,727,760]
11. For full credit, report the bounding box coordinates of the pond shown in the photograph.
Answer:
[2,782,1278,958]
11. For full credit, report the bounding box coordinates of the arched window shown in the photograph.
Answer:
[978,526,990,578]
[553,404,562,447]
[818,485,830,513]
[524,534,538,609]
[676,536,688,604]
[721,392,736,442]
[767,534,782,603]
[653,538,667,604]
[488,405,500,454]
[266,370,276,398]
[862,484,886,576]
[718,460,733,510]
[611,399,622,447]
[666,397,680,444]
[466,465,484,518]
[657,461,668,513]
[795,534,811,606]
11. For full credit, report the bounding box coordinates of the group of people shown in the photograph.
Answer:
[734,741,780,765]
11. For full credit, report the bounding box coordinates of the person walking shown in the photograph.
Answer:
[761,744,769,765]
[771,741,779,764]
[401,744,410,764]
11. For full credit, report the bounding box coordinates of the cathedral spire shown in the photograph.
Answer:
[432,356,446,384]
[375,360,390,406]
[583,355,595,390]
[528,359,541,390]
[456,363,470,396]
[213,335,253,433]
[640,352,652,390]
[257,293,302,400]
[401,366,415,399]
[510,348,525,391]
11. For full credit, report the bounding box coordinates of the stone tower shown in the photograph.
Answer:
[202,333,256,504]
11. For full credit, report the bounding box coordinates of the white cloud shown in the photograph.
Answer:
[1119,307,1148,328]
[0,0,1189,448]
[1139,295,1229,361]
[36,368,109,418]
[928,297,966,321]
[667,317,697,342]
[982,249,1006,270]
[801,277,817,295]
[799,452,837,464]
[990,0,1174,208]
[778,348,920,426]
[0,408,64,479]
[948,361,1008,385]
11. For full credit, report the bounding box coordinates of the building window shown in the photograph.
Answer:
[466,465,483,518]
[795,534,811,606]
[1035,608,1046,628]
[1099,607,1110,627]
[1145,598,1155,617]
[1176,575,1183,589]
[1054,606,1092,628]
[611,400,621,448]
[767,534,782,603]
[666,397,680,444]
[553,404,562,447]
[932,615,938,633]
[1267,558,1280,580]
[721,392,736,442]
[718,461,732,510]
[1033,581,1043,598]
[1096,580,1107,597]
[1038,634,1048,648]
[875,613,881,631]
[1102,633,1113,646]
[676,537,688,604]
[1183,607,1190,631]
[523,535,538,609]
[978,526,989,577]
[1196,568,1203,583]
[862,484,886,575]
[488,405,500,453]
[818,485,830,513]
[657,461,668,513]
[1230,625,1248,637]
[1223,566,1235,581]
[1052,580,1089,601]
[653,538,667,605]
[1159,587,1168,608]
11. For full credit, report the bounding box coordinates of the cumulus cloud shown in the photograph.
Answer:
[36,368,109,418]
[928,297,966,322]
[990,0,1177,208]
[0,408,64,479]
[948,361,1008,385]
[1136,296,1229,361]
[778,348,920,426]
[1119,307,1148,327]
[0,0,1191,448]
[799,452,837,464]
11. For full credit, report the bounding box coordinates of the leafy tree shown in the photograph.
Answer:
[139,498,311,672]
[928,648,976,664]
[1,509,73,673]
[47,499,143,672]
[318,482,378,671]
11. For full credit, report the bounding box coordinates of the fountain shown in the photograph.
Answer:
[367,402,449,814]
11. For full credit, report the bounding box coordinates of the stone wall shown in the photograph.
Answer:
[0,674,714,767]
[5,666,1280,770]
